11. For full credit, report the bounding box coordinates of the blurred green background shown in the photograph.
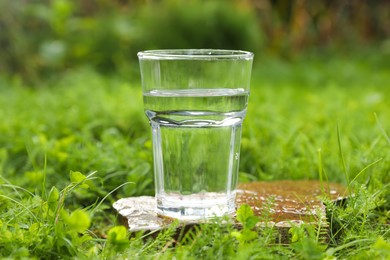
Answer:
[1,0,389,84]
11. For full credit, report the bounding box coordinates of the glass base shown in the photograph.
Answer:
[156,192,235,221]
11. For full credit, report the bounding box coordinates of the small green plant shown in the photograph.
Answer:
[289,224,327,260]
[231,204,260,246]
[102,225,130,257]
[0,171,95,258]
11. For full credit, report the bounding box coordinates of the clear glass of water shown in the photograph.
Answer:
[137,49,254,220]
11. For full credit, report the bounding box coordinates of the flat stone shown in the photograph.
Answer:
[237,180,347,223]
[113,180,348,243]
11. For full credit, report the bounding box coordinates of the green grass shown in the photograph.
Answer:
[0,52,389,259]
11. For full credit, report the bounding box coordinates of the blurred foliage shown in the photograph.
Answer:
[132,1,261,52]
[0,0,389,83]
[252,0,390,54]
[0,0,260,83]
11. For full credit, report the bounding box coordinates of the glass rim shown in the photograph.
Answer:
[137,49,254,60]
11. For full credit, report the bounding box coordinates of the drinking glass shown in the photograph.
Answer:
[138,49,254,220]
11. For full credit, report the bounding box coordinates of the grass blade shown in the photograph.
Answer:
[374,113,390,145]
[337,123,350,186]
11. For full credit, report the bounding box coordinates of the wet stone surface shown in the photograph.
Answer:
[113,180,348,243]
[237,180,347,223]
